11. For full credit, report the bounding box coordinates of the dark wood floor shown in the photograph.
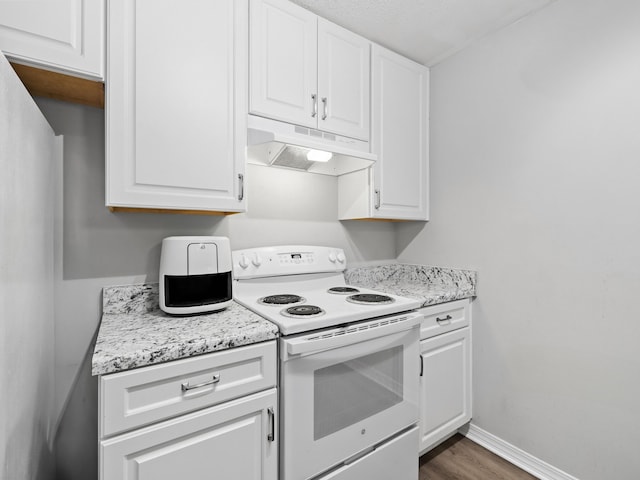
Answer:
[419,434,539,480]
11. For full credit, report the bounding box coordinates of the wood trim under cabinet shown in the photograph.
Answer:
[108,206,241,216]
[10,62,104,109]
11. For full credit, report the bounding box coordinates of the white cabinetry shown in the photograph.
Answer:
[106,0,247,214]
[339,45,429,220]
[99,341,278,480]
[250,0,370,141]
[0,0,104,79]
[419,299,472,454]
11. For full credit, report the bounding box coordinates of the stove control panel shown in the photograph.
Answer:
[232,245,346,279]
[278,252,314,265]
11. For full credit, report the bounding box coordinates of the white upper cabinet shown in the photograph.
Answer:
[250,0,370,141]
[317,19,370,141]
[249,0,317,128]
[339,44,429,220]
[0,0,104,79]
[106,0,247,214]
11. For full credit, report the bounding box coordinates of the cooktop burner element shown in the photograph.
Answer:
[346,293,395,305]
[259,294,305,305]
[281,305,325,318]
[327,286,360,294]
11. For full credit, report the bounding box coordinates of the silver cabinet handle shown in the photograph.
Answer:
[374,189,381,209]
[311,94,318,118]
[181,374,220,392]
[267,407,275,442]
[436,314,452,325]
[238,173,244,201]
[321,97,327,120]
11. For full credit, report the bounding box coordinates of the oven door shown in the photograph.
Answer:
[280,312,422,480]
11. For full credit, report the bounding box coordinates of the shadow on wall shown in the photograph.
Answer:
[54,336,99,480]
[3,411,55,480]
[394,221,428,259]
[64,209,226,281]
[34,96,227,282]
[340,219,409,264]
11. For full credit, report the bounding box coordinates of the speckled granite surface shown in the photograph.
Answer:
[345,264,477,307]
[92,284,279,376]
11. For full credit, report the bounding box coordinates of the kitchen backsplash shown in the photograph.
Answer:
[103,283,159,315]
[103,263,477,315]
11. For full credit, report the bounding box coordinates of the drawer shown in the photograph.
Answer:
[99,340,277,438]
[420,299,470,340]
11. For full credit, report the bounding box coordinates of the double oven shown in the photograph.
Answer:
[233,246,423,480]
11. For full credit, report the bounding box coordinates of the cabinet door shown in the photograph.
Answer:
[419,328,471,454]
[0,0,104,79]
[249,0,317,128]
[100,389,278,480]
[106,0,246,213]
[317,19,370,141]
[371,44,429,220]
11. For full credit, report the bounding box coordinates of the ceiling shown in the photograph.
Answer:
[290,0,556,66]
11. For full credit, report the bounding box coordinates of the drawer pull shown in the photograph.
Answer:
[181,374,220,392]
[436,315,452,325]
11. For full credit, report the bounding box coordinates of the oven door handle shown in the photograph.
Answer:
[285,312,422,356]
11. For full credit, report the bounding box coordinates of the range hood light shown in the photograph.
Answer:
[306,150,333,162]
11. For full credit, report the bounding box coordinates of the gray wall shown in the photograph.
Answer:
[34,97,396,479]
[1,54,57,480]
[397,0,640,478]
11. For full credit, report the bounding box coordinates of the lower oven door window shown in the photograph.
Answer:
[281,325,419,480]
[314,345,404,440]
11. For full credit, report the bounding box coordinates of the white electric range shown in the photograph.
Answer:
[233,245,422,480]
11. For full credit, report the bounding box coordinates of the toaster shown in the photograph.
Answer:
[159,236,233,315]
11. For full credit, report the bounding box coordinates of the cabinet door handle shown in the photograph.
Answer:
[238,173,244,201]
[321,97,328,120]
[311,94,318,118]
[181,374,220,392]
[419,355,424,377]
[374,189,381,209]
[436,314,452,325]
[267,407,276,442]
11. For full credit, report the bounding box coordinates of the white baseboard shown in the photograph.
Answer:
[459,423,580,480]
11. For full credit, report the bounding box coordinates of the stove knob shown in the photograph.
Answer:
[238,254,249,269]
[328,251,337,262]
[336,252,345,263]
[252,254,262,267]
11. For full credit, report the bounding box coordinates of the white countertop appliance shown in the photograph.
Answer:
[159,236,232,315]
[233,245,422,480]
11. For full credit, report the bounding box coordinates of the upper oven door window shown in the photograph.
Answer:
[281,324,419,480]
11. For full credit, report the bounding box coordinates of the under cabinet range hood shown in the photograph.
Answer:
[246,115,376,176]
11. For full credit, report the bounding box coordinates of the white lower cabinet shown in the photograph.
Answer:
[419,300,472,454]
[100,389,277,480]
[98,341,278,480]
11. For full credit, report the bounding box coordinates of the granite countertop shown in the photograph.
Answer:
[345,264,477,308]
[93,264,476,376]
[92,284,279,376]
